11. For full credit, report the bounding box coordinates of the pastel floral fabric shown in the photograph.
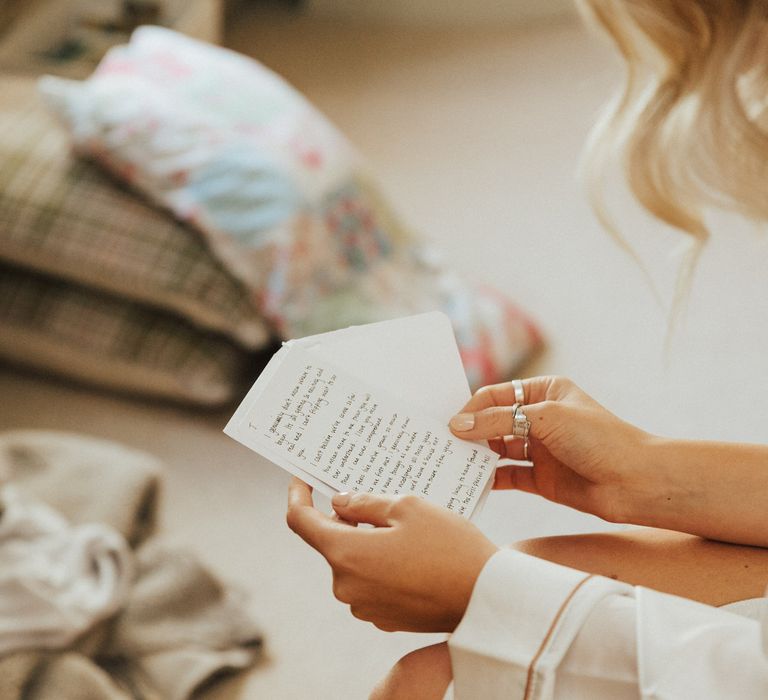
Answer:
[40,27,542,389]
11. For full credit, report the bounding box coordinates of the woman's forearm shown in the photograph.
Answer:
[623,437,768,547]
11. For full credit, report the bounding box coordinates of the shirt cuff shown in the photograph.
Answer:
[448,549,632,700]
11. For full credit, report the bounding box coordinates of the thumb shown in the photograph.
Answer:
[331,491,394,527]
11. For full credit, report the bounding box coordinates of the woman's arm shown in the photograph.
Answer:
[287,477,768,699]
[627,438,768,546]
[374,528,768,700]
[449,376,768,547]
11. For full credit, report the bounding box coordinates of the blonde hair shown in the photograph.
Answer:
[577,0,768,266]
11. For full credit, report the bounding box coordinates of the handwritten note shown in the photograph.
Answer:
[232,345,495,517]
[225,312,499,519]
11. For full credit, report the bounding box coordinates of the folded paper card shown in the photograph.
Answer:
[225,312,498,519]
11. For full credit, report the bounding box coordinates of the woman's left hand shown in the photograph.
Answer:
[286,478,499,633]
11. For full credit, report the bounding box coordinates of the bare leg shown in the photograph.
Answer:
[514,527,768,607]
[371,528,768,699]
[369,642,452,700]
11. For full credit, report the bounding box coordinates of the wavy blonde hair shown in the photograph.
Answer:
[577,0,768,259]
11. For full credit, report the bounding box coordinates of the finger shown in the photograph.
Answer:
[493,465,540,493]
[491,435,528,461]
[450,401,552,441]
[286,478,343,550]
[457,376,558,414]
[331,491,395,528]
[495,463,600,516]
[288,477,313,508]
[449,404,515,440]
[488,436,503,456]
[331,511,359,527]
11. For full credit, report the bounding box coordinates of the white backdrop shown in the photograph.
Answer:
[307,0,575,26]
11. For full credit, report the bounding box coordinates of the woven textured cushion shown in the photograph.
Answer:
[40,27,543,389]
[0,263,251,405]
[0,76,269,349]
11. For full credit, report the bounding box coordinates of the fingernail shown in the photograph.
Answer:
[332,491,351,507]
[449,413,475,431]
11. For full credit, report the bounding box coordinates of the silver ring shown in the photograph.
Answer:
[523,437,529,462]
[512,379,525,405]
[512,404,530,439]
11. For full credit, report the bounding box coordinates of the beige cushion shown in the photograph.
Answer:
[0,76,265,405]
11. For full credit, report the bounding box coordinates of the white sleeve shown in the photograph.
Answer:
[447,549,768,700]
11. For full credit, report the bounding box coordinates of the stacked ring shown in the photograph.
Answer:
[510,386,532,462]
[512,379,525,405]
[511,404,530,439]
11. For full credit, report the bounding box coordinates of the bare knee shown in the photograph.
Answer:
[370,642,452,700]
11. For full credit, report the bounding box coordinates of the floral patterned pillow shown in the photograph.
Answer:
[40,27,542,389]
[0,75,269,349]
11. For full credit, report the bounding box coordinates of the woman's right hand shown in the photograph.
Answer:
[449,376,658,524]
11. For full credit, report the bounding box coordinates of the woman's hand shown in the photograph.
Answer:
[450,375,768,546]
[449,375,656,524]
[286,478,499,633]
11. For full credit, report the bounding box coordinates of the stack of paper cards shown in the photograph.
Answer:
[225,312,498,519]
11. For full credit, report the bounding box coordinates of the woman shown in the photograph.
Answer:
[285,1,768,697]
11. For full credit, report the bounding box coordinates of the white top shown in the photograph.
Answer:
[446,549,768,699]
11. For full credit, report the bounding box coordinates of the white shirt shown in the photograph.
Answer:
[446,549,768,699]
